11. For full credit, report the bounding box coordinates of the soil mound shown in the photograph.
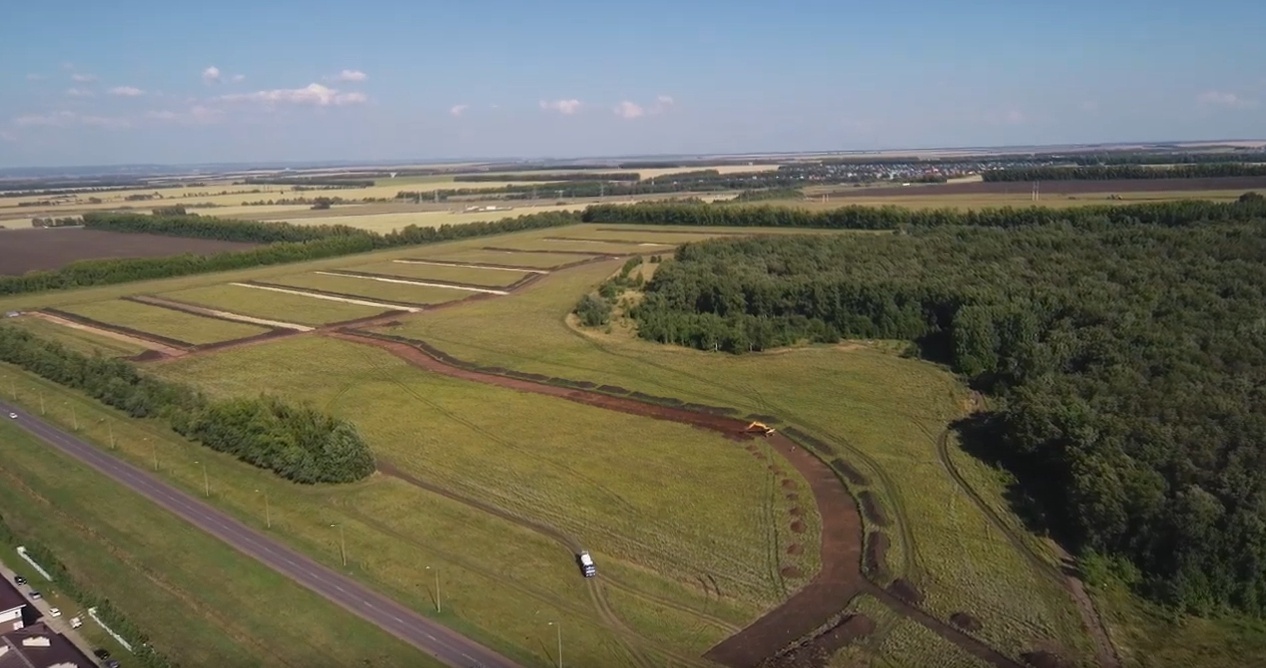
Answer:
[888,578,924,605]
[950,612,983,632]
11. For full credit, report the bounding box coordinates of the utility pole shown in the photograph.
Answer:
[151,441,158,471]
[257,489,271,528]
[198,461,209,497]
[39,393,45,415]
[427,566,441,613]
[548,621,562,668]
[108,420,115,449]
[71,405,78,431]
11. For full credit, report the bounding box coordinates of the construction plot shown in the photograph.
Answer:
[260,272,476,306]
[157,284,391,327]
[416,249,603,269]
[340,260,529,288]
[57,299,271,346]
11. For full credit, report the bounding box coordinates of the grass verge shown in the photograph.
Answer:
[58,299,269,345]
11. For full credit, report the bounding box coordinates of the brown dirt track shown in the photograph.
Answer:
[826,175,1266,198]
[324,329,1026,668]
[0,228,257,275]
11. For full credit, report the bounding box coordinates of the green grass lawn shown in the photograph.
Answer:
[59,299,270,345]
[158,283,388,326]
[151,335,819,611]
[6,315,147,357]
[341,260,529,287]
[365,258,1094,662]
[497,238,674,255]
[265,272,476,305]
[0,419,440,668]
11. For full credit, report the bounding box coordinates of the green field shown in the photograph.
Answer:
[413,248,600,269]
[7,315,147,357]
[0,418,440,668]
[342,260,530,287]
[265,272,478,305]
[366,259,1094,661]
[158,284,388,326]
[59,299,271,345]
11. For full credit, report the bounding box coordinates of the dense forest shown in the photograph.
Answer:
[621,211,1266,616]
[983,163,1266,181]
[0,210,581,296]
[583,195,1266,230]
[0,325,374,483]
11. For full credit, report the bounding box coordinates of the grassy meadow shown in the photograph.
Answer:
[264,272,477,304]
[7,315,148,357]
[340,260,530,287]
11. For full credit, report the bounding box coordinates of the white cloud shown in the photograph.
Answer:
[108,86,144,97]
[614,101,645,119]
[1197,90,1256,109]
[26,74,44,81]
[70,73,97,83]
[329,69,367,83]
[218,83,367,107]
[0,130,16,142]
[230,74,245,83]
[614,94,675,120]
[202,66,222,84]
[983,109,1026,125]
[450,104,469,117]
[145,105,224,125]
[1080,100,1099,112]
[539,99,582,115]
[65,88,94,97]
[14,110,129,129]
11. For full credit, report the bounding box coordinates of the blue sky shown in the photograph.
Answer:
[1,0,1264,167]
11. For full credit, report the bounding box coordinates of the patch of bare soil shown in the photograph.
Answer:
[951,612,983,633]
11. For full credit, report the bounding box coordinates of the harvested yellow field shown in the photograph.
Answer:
[278,203,594,232]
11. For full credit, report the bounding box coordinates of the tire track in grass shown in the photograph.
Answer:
[929,423,1121,668]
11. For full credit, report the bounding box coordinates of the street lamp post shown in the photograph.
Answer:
[198,461,209,497]
[39,393,45,416]
[331,524,346,567]
[426,566,441,613]
[149,439,157,471]
[548,621,562,668]
[256,489,271,528]
[70,404,78,431]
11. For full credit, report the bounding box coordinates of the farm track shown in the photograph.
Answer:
[123,294,314,331]
[323,329,1023,668]
[930,423,1121,668]
[25,311,187,357]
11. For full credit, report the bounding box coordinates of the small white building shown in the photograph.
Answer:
[0,580,26,632]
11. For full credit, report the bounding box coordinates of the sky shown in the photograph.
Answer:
[1,0,1264,168]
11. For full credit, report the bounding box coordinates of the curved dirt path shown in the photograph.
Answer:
[934,427,1121,668]
[324,329,1021,668]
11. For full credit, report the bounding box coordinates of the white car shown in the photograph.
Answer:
[48,607,61,618]
[7,413,15,419]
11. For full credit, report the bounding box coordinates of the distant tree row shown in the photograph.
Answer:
[453,172,641,183]
[628,213,1266,617]
[0,325,375,483]
[0,516,177,668]
[1069,152,1266,166]
[237,177,376,188]
[2,210,582,296]
[582,195,1266,230]
[983,163,1266,181]
[730,188,805,202]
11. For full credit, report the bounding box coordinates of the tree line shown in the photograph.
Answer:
[0,515,178,668]
[983,163,1266,181]
[628,214,1266,617]
[1,210,582,297]
[0,325,375,483]
[1068,152,1266,166]
[582,195,1266,230]
[453,172,641,183]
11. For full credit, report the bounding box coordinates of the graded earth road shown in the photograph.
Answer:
[0,400,521,668]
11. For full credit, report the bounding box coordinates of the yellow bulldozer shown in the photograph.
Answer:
[745,421,775,436]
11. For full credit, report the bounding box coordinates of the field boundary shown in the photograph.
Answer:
[23,311,186,357]
[479,246,610,256]
[592,228,749,236]
[393,259,550,273]
[41,307,195,350]
[325,328,1024,668]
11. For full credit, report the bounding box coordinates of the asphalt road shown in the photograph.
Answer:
[0,401,522,668]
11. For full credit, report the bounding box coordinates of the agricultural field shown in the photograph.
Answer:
[0,418,439,668]
[262,271,480,305]
[497,237,675,255]
[339,260,531,288]
[58,299,271,345]
[408,248,601,269]
[156,283,390,326]
[368,258,1095,662]
[273,204,591,232]
[0,228,257,275]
